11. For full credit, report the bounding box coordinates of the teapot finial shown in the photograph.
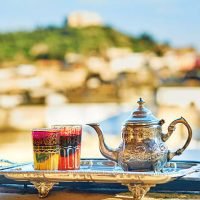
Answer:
[137,98,145,108]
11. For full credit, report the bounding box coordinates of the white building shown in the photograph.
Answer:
[148,56,165,70]
[109,53,147,73]
[148,51,196,72]
[106,47,132,60]
[16,64,37,77]
[156,86,200,108]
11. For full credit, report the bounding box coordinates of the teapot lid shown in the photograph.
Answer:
[125,98,159,125]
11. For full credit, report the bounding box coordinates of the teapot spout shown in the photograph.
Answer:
[87,123,118,162]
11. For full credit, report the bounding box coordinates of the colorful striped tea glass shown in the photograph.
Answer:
[32,128,60,170]
[52,125,82,170]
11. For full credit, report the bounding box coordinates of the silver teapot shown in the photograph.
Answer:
[87,98,192,171]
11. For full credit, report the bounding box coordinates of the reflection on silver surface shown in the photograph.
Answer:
[1,159,199,181]
[0,159,199,199]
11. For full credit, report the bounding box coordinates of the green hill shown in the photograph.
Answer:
[0,25,168,63]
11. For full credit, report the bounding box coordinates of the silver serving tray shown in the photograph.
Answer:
[0,159,200,200]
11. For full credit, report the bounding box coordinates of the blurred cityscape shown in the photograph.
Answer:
[0,11,200,161]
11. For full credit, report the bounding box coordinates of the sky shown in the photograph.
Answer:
[0,0,200,50]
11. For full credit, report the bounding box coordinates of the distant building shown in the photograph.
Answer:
[106,47,132,60]
[156,86,200,108]
[148,50,196,72]
[177,52,196,71]
[68,11,103,27]
[16,64,37,77]
[148,55,165,70]
[109,52,147,73]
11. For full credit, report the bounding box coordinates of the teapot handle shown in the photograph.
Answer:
[161,117,192,161]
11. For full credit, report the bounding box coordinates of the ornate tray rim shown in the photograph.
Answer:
[0,159,199,200]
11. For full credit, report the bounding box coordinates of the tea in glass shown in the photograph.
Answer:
[32,128,60,170]
[52,125,82,170]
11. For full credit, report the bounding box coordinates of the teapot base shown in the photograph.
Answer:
[120,160,166,172]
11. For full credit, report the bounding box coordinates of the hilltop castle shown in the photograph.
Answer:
[68,11,103,27]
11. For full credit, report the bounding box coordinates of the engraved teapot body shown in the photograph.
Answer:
[87,98,192,171]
